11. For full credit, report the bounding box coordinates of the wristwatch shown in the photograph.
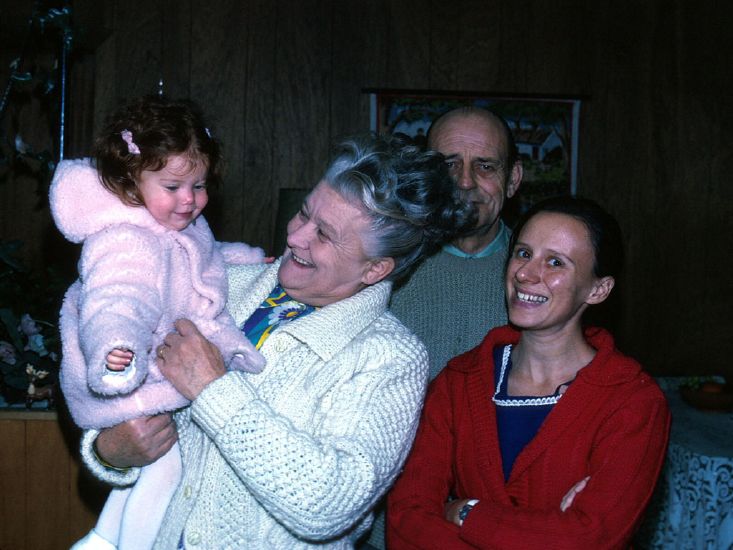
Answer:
[458,499,479,526]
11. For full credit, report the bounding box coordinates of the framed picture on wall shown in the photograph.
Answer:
[365,89,582,218]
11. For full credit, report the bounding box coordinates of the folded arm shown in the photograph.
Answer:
[387,376,476,549]
[388,376,670,550]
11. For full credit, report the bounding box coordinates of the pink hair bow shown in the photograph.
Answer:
[121,129,141,155]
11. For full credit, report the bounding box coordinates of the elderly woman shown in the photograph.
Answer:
[79,134,474,549]
[387,196,670,549]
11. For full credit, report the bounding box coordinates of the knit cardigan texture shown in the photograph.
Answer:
[389,233,509,381]
[82,261,430,549]
[51,158,265,429]
[387,325,671,550]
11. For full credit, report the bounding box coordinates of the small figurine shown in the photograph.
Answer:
[0,340,17,364]
[20,313,49,356]
[25,364,55,409]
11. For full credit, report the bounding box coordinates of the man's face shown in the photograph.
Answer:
[430,114,521,239]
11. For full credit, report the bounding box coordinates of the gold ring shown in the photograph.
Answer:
[157,345,166,359]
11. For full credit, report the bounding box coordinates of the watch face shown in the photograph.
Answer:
[459,502,474,521]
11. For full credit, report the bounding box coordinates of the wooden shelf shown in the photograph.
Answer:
[0,408,58,420]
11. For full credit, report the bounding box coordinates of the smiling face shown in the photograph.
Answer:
[137,154,209,231]
[278,182,394,307]
[506,212,614,334]
[430,112,522,246]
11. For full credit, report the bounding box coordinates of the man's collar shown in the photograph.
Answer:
[444,221,509,259]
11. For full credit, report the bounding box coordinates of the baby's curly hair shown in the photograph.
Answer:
[93,95,222,206]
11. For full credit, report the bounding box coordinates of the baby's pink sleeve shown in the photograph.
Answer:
[217,241,266,265]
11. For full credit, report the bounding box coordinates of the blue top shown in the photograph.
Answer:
[493,345,569,481]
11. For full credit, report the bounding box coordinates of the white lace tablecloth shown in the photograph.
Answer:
[636,378,733,549]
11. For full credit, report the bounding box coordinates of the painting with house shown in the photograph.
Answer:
[369,90,580,220]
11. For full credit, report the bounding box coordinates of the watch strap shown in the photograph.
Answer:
[458,499,479,526]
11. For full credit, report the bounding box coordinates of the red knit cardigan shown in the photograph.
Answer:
[387,325,670,550]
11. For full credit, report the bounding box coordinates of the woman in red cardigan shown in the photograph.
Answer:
[387,196,670,549]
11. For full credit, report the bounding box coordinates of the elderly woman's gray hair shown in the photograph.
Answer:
[323,134,476,281]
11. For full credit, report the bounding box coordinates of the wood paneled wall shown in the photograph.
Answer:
[0,412,107,550]
[1,0,731,377]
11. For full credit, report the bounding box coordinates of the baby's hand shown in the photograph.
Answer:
[106,348,134,371]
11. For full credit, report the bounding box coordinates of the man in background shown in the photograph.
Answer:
[363,106,523,550]
[391,106,523,380]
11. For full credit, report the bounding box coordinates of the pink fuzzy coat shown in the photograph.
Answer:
[50,158,266,429]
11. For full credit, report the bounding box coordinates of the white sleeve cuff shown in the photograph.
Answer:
[79,429,140,487]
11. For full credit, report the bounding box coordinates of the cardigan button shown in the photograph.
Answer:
[183,485,192,498]
[187,531,201,545]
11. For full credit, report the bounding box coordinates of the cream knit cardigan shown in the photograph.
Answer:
[82,261,429,549]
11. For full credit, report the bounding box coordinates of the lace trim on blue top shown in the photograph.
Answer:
[491,345,565,407]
